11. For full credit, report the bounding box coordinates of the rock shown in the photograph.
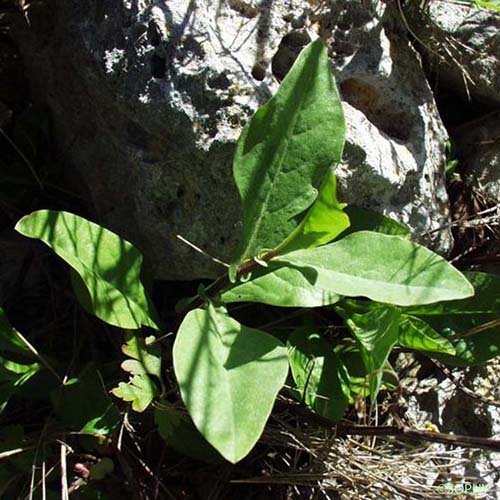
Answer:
[406,1,500,105]
[455,110,500,203]
[10,0,452,279]
[400,355,500,492]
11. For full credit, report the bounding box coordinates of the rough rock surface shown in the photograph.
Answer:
[455,110,500,203]
[408,0,500,105]
[12,0,452,279]
[399,355,500,494]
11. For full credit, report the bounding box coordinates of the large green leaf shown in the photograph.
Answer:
[51,364,120,435]
[231,39,345,272]
[15,210,159,330]
[275,231,474,306]
[398,315,456,355]
[340,306,401,401]
[173,304,288,463]
[277,171,350,253]
[287,329,348,421]
[221,262,340,307]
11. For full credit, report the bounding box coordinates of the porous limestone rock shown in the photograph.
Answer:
[11,0,452,279]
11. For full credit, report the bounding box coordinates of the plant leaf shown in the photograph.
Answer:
[121,332,161,378]
[402,272,500,366]
[398,315,456,355]
[404,272,500,316]
[15,210,159,330]
[275,231,474,306]
[51,364,120,435]
[0,308,32,356]
[173,304,288,463]
[155,403,224,463]
[277,171,350,253]
[112,374,157,412]
[287,329,348,421]
[221,262,340,307]
[342,206,411,238]
[334,342,398,402]
[340,306,401,401]
[0,357,41,414]
[231,39,345,271]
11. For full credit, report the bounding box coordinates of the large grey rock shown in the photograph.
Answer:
[11,0,452,279]
[407,0,500,104]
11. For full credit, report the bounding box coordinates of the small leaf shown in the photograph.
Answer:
[15,210,159,330]
[221,263,341,307]
[275,231,474,306]
[51,364,120,435]
[398,315,456,355]
[231,39,345,270]
[121,332,161,378]
[405,272,500,366]
[173,305,288,463]
[112,374,157,412]
[342,207,411,238]
[335,342,398,402]
[277,171,350,253]
[340,306,401,401]
[287,329,348,422]
[155,403,224,463]
[0,308,31,356]
[0,357,41,414]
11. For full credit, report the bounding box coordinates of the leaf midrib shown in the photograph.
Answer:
[242,62,317,260]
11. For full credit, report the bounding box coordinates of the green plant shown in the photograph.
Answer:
[9,40,500,469]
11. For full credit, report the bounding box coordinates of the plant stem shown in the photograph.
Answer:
[178,250,278,316]
[276,400,500,452]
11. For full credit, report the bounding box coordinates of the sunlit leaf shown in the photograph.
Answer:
[112,374,157,412]
[231,39,345,274]
[221,263,340,307]
[0,358,41,414]
[398,315,456,355]
[0,308,31,356]
[15,210,159,330]
[173,304,288,463]
[275,231,474,306]
[278,171,350,253]
[120,332,161,378]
